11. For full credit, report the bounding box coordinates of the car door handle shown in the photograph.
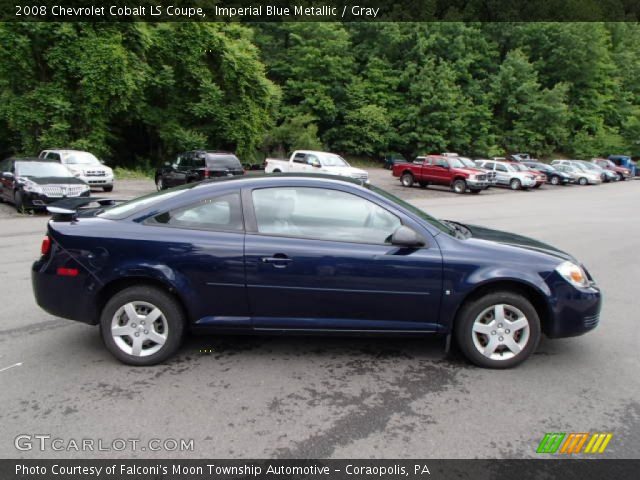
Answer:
[261,255,292,268]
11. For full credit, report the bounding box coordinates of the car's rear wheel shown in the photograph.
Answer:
[100,286,185,366]
[273,169,282,173]
[550,175,560,185]
[452,179,467,194]
[578,177,588,186]
[400,172,414,187]
[509,178,521,190]
[455,291,540,369]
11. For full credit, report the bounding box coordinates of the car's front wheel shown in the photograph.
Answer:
[454,291,541,369]
[100,286,185,366]
[578,177,588,186]
[14,191,25,212]
[509,178,522,190]
[550,175,560,185]
[452,179,467,194]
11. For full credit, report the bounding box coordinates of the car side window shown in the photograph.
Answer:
[435,158,448,168]
[150,192,243,232]
[193,155,205,169]
[46,152,61,161]
[496,164,508,172]
[252,187,401,244]
[306,154,320,167]
[293,153,306,164]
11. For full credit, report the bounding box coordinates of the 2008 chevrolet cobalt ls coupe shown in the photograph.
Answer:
[32,175,601,368]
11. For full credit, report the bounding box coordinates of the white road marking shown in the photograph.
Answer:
[0,362,23,373]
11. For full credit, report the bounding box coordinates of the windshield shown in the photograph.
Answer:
[368,184,457,237]
[458,157,476,168]
[447,157,466,168]
[99,183,198,219]
[510,163,529,172]
[16,162,72,178]
[63,152,101,165]
[319,153,349,167]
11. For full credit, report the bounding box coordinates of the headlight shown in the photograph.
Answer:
[19,178,43,194]
[556,261,590,288]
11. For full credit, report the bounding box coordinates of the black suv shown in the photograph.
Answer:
[155,151,244,190]
[0,158,90,211]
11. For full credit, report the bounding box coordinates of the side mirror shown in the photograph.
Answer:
[390,225,425,248]
[311,161,321,168]
[2,172,14,179]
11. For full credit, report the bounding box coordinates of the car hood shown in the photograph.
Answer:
[463,223,575,262]
[455,167,487,175]
[24,176,86,185]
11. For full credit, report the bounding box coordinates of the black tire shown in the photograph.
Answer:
[578,177,588,186]
[14,191,25,212]
[509,178,522,190]
[400,172,414,188]
[273,169,282,173]
[100,286,185,366]
[550,175,560,185]
[533,183,542,189]
[618,173,625,181]
[419,181,428,189]
[103,185,113,192]
[454,291,541,369]
[470,189,481,194]
[452,179,467,194]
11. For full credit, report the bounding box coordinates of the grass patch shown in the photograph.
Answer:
[114,166,154,180]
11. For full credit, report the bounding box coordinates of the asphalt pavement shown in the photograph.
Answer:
[0,171,638,459]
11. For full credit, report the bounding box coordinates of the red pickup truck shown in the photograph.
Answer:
[392,155,491,194]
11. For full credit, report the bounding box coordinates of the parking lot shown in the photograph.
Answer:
[0,169,638,459]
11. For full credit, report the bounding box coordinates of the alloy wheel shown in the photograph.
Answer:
[471,304,530,361]
[111,301,168,357]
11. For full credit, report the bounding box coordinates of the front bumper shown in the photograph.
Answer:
[544,272,602,338]
[467,179,490,188]
[588,178,603,185]
[22,189,90,208]
[78,174,114,187]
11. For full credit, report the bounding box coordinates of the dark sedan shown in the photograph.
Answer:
[0,158,90,211]
[155,150,244,191]
[523,161,572,185]
[32,175,601,368]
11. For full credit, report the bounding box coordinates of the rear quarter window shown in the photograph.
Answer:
[205,155,242,169]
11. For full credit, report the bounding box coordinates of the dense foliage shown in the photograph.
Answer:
[1,22,639,165]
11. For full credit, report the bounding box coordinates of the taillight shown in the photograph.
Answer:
[41,236,51,256]
[56,267,79,277]
[204,168,210,179]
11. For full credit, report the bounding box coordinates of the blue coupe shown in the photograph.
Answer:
[32,175,601,368]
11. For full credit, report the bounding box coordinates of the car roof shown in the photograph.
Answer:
[10,157,58,163]
[42,149,89,154]
[200,172,366,188]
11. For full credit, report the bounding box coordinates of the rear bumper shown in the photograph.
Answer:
[31,258,99,325]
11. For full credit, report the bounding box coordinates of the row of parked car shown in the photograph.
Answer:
[0,150,115,211]
[390,153,636,194]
